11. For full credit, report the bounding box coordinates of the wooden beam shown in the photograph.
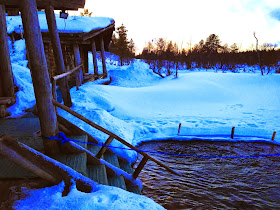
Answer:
[0,5,14,97]
[82,24,115,41]
[45,5,72,107]
[91,40,99,75]
[0,135,95,193]
[73,44,83,87]
[96,136,114,159]
[133,156,148,179]
[100,37,107,77]
[20,0,59,154]
[0,97,16,106]
[0,0,85,10]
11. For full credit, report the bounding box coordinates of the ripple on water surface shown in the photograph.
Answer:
[136,141,280,209]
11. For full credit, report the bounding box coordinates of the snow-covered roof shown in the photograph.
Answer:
[6,11,115,35]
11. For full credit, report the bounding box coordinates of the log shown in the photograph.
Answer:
[0,135,95,193]
[0,97,16,106]
[80,47,88,74]
[100,37,107,77]
[45,5,72,107]
[91,40,99,75]
[0,4,14,97]
[20,0,59,154]
[73,44,83,88]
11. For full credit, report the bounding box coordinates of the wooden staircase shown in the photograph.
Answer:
[0,117,141,194]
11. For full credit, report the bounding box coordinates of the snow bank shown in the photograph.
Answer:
[14,181,164,210]
[6,12,114,34]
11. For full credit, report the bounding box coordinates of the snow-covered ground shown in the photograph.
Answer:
[5,12,280,209]
[7,37,280,209]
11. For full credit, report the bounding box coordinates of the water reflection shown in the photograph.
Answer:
[137,141,280,209]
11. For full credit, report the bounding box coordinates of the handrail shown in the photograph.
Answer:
[53,64,83,81]
[52,64,84,101]
[52,100,180,177]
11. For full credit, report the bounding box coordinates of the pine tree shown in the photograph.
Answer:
[80,8,92,16]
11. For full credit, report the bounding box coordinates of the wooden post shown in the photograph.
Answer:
[80,46,88,74]
[231,127,235,139]
[96,136,114,159]
[177,123,181,135]
[133,156,149,179]
[91,40,99,75]
[100,37,107,77]
[45,6,72,107]
[20,0,59,154]
[73,44,83,87]
[0,4,14,97]
[272,131,276,141]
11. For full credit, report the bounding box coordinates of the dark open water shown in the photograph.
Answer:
[136,140,280,209]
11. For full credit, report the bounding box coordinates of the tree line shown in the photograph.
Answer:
[138,34,280,76]
[108,23,280,76]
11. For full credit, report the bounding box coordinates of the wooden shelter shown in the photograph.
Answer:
[0,0,86,153]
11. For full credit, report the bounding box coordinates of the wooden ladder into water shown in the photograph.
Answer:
[0,112,179,196]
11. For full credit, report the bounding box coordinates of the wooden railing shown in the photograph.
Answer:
[51,63,83,102]
[52,100,180,179]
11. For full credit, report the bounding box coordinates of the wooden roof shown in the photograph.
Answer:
[0,0,85,10]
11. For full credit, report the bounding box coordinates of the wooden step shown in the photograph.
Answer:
[0,158,37,178]
[0,118,40,137]
[87,144,102,155]
[119,159,142,195]
[87,164,108,185]
[103,152,126,190]
[50,153,87,176]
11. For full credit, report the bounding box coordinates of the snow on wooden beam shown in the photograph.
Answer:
[0,0,85,10]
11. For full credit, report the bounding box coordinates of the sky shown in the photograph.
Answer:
[82,0,280,53]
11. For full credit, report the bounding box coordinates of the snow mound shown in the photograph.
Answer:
[109,60,161,87]
[14,181,164,210]
[7,64,35,118]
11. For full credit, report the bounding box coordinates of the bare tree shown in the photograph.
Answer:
[253,32,263,75]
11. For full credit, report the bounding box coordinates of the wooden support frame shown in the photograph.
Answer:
[100,36,107,77]
[45,5,72,107]
[91,40,99,75]
[20,0,59,154]
[0,4,14,98]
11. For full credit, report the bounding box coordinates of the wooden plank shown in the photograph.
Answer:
[0,135,95,193]
[100,36,107,77]
[0,4,14,97]
[80,46,88,74]
[20,0,59,154]
[45,5,72,107]
[91,40,99,75]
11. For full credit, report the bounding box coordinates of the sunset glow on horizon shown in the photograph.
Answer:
[83,0,280,53]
